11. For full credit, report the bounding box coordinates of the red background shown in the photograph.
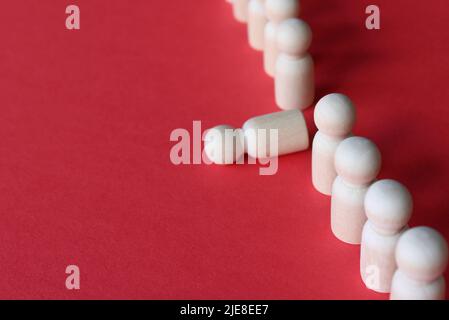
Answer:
[0,0,448,299]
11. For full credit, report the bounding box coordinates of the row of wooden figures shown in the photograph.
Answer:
[227,0,315,111]
[313,95,447,299]
[205,95,448,300]
[215,1,448,299]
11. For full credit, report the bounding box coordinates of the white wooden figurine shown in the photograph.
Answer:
[312,94,356,195]
[360,179,413,293]
[233,0,250,23]
[248,0,267,51]
[264,0,300,77]
[390,227,448,300]
[331,136,381,244]
[243,109,309,159]
[274,18,314,111]
[204,125,245,165]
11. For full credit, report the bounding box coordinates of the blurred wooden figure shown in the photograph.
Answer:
[275,18,314,110]
[233,0,249,23]
[248,0,267,50]
[264,0,300,77]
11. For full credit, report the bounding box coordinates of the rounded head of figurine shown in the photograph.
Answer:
[204,125,244,165]
[276,19,312,56]
[314,93,356,136]
[364,179,413,234]
[334,136,381,185]
[396,227,448,282]
[266,0,300,23]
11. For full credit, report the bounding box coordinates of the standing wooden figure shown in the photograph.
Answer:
[312,94,356,195]
[233,0,250,23]
[248,0,267,51]
[264,0,300,77]
[331,136,381,244]
[390,227,448,300]
[361,180,413,293]
[275,18,314,110]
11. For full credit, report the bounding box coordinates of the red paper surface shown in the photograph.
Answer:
[0,0,448,299]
